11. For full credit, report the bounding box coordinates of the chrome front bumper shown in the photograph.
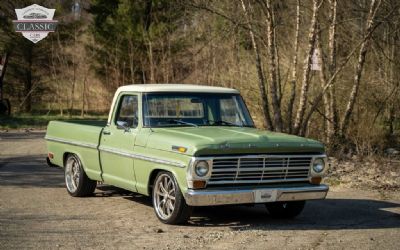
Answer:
[184,184,329,206]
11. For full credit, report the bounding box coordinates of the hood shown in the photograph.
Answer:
[145,126,325,156]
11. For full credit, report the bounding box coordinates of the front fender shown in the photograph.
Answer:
[132,147,191,196]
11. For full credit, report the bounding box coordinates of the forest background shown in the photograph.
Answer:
[1,0,399,157]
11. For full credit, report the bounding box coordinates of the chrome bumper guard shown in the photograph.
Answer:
[184,184,329,206]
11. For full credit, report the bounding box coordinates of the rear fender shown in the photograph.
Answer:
[62,151,100,181]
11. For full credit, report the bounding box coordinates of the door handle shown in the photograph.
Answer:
[103,131,111,135]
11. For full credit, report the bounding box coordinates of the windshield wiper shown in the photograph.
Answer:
[210,120,243,127]
[168,119,198,127]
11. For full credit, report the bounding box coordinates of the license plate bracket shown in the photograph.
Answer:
[254,189,278,203]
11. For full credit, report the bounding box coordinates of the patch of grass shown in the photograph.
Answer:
[0,114,108,129]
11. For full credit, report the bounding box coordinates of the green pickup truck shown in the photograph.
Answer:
[46,84,329,224]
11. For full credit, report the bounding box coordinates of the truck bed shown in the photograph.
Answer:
[46,120,106,144]
[45,120,107,180]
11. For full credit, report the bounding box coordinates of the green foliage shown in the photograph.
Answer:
[88,0,187,84]
[0,0,81,112]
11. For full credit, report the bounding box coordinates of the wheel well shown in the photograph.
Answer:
[63,152,73,166]
[148,169,167,196]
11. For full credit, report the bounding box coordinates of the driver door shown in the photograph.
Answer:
[99,93,139,192]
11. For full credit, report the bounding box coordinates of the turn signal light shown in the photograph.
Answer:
[172,145,187,153]
[48,152,54,159]
[310,176,322,184]
[192,180,206,189]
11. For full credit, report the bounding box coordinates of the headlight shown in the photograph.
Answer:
[312,158,325,173]
[195,160,209,177]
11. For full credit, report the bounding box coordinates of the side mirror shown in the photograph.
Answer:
[116,121,130,132]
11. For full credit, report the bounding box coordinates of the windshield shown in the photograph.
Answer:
[143,93,255,128]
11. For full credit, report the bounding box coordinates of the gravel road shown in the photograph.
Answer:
[1,131,400,249]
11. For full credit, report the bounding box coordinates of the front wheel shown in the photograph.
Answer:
[265,201,306,218]
[64,154,97,197]
[152,171,192,224]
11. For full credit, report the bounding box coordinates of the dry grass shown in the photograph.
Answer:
[326,155,400,191]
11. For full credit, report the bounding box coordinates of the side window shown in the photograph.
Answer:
[115,95,138,128]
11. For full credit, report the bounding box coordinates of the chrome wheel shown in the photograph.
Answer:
[153,174,176,220]
[65,156,81,193]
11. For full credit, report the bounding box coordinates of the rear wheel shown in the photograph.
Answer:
[152,171,192,224]
[64,154,96,197]
[265,201,306,218]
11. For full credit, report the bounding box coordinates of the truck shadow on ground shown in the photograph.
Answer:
[123,191,400,231]
[188,199,400,230]
[0,155,64,187]
[0,131,46,140]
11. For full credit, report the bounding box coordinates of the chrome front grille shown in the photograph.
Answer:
[208,156,312,185]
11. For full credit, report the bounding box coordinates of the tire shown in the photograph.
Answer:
[64,154,97,197]
[265,201,306,219]
[152,171,192,224]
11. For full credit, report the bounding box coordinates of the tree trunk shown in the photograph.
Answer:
[69,80,75,116]
[0,52,9,101]
[147,38,155,83]
[24,70,32,112]
[128,39,136,83]
[80,75,87,117]
[69,24,78,117]
[315,29,332,140]
[264,0,283,132]
[240,0,273,130]
[327,0,339,140]
[341,0,381,135]
[293,0,321,135]
[50,39,63,116]
[287,0,300,133]
[23,45,33,113]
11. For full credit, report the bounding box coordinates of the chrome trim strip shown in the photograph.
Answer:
[208,178,309,185]
[211,166,310,172]
[46,136,186,168]
[45,136,98,149]
[194,154,327,160]
[184,184,329,206]
[98,146,186,168]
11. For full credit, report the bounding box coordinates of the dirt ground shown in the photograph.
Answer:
[1,131,400,250]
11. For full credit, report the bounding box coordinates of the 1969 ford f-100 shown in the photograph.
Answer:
[46,84,329,224]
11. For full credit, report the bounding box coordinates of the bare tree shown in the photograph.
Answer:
[287,0,300,133]
[240,0,273,130]
[299,21,384,137]
[50,38,64,116]
[315,27,332,141]
[327,0,339,138]
[293,0,322,135]
[258,0,283,131]
[341,0,381,135]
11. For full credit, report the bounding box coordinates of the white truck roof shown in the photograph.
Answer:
[116,84,239,94]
